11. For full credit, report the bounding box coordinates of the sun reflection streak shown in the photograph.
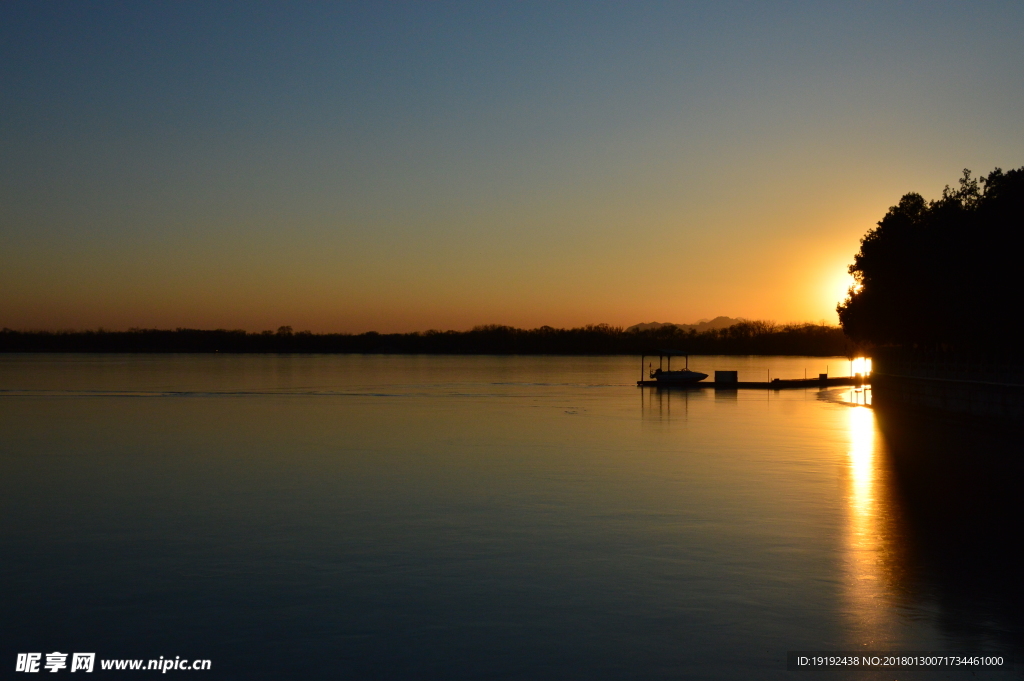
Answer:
[843,405,888,637]
[848,407,875,518]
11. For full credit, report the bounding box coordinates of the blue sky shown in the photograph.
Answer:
[2,1,1022,331]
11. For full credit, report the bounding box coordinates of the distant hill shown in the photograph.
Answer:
[626,316,747,333]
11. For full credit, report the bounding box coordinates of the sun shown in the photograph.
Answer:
[834,270,858,304]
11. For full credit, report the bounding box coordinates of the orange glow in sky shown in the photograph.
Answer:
[2,3,1022,332]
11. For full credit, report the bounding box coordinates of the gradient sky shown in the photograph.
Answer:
[2,1,1022,333]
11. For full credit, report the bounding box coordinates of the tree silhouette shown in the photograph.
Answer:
[838,167,1024,351]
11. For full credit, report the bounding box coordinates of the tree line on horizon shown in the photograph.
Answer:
[0,320,851,356]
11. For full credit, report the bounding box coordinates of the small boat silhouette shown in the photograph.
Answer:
[649,367,708,384]
[643,351,708,384]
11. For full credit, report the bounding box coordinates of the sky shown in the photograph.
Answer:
[2,1,1022,333]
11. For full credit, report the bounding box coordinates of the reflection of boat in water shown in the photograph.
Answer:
[642,351,709,384]
[650,367,708,384]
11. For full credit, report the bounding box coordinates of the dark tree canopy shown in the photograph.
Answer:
[838,167,1024,351]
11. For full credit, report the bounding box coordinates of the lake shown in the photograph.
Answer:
[1,354,1018,679]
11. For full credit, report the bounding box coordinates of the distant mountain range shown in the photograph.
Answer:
[626,316,747,333]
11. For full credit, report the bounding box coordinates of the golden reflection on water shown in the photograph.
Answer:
[848,407,875,518]
[843,405,889,637]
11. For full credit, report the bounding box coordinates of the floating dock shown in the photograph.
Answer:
[636,353,870,389]
[637,377,867,389]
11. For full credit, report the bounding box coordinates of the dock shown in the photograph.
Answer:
[637,377,868,389]
[636,352,870,389]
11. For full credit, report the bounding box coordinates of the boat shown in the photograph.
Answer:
[641,351,708,385]
[649,367,708,384]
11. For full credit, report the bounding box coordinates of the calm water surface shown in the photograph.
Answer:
[1,355,1018,679]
